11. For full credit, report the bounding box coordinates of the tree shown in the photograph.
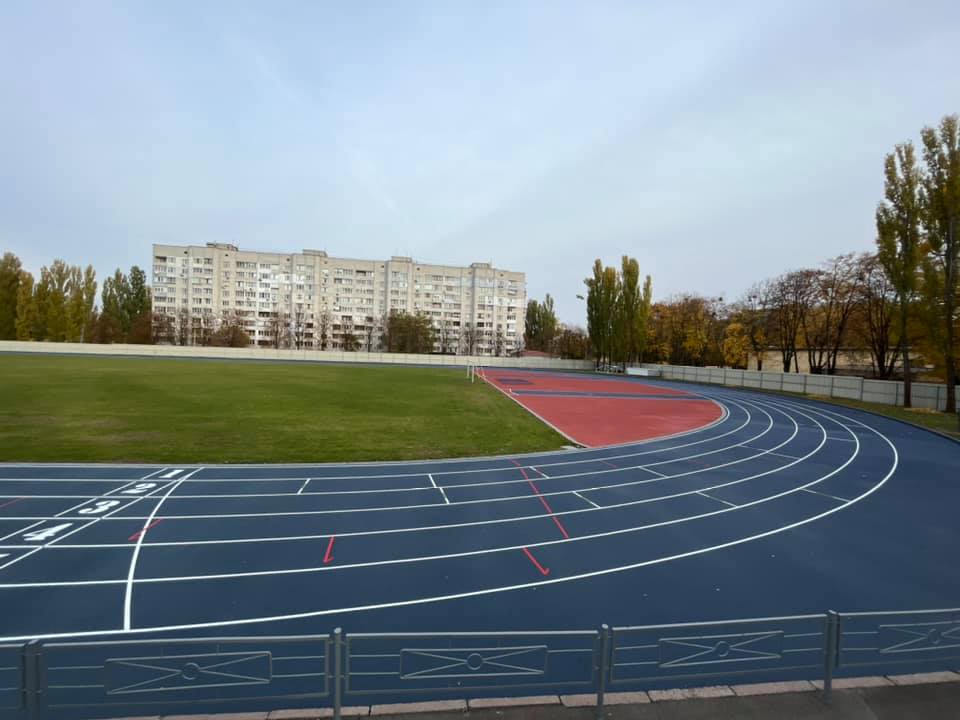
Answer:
[152,312,176,345]
[583,258,651,368]
[41,260,71,342]
[97,270,129,343]
[853,253,900,379]
[128,310,155,344]
[66,265,97,342]
[210,311,250,347]
[267,311,291,348]
[126,267,150,321]
[637,274,653,361]
[554,325,589,359]
[364,316,378,352]
[918,114,960,413]
[14,271,37,340]
[340,329,360,351]
[318,310,332,350]
[801,254,862,374]
[617,256,641,364]
[437,316,455,354]
[877,141,923,406]
[382,310,436,353]
[0,253,22,340]
[646,294,720,366]
[524,300,541,350]
[459,321,478,356]
[722,322,750,368]
[493,328,506,357]
[175,308,191,346]
[584,260,605,365]
[524,295,559,352]
[734,284,773,370]
[769,270,815,372]
[291,305,306,349]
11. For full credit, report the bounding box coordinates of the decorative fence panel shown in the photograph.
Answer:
[5,607,959,719]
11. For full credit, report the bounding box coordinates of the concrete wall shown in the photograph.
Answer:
[0,340,594,371]
[641,363,959,413]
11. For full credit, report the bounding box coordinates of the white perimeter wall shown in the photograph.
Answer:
[0,340,593,371]
[641,363,959,413]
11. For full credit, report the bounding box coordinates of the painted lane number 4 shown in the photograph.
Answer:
[22,523,74,542]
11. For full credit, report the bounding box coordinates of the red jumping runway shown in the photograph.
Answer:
[482,369,724,446]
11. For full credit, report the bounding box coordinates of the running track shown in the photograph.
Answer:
[1,370,958,646]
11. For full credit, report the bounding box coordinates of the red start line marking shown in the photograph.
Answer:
[522,547,550,576]
[128,519,163,542]
[510,459,570,539]
[324,536,336,564]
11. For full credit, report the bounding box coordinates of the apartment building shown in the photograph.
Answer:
[151,243,526,354]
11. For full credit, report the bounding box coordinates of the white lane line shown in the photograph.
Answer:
[827,436,856,443]
[741,446,800,460]
[0,402,737,486]
[0,398,851,572]
[0,399,773,511]
[123,468,204,631]
[802,488,851,503]
[0,403,740,489]
[428,474,449,505]
[0,468,171,543]
[0,469,174,572]
[159,469,184,479]
[639,466,667,478]
[297,479,311,495]
[697,491,738,508]
[0,404,892,615]
[0,398,790,524]
[573,491,601,509]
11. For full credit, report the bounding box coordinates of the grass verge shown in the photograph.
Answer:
[0,354,567,463]
[807,395,960,441]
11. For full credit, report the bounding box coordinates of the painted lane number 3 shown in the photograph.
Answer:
[78,500,121,515]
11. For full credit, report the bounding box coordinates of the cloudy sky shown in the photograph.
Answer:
[2,1,957,323]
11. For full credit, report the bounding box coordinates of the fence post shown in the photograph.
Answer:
[596,625,610,720]
[822,611,839,704]
[333,628,343,720]
[22,639,41,720]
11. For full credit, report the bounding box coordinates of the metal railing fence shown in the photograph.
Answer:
[7,606,960,720]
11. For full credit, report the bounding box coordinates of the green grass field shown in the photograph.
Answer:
[815,396,960,440]
[0,355,567,463]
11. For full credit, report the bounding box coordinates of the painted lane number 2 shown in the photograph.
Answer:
[121,483,157,495]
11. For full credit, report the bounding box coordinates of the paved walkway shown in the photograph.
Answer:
[119,674,960,720]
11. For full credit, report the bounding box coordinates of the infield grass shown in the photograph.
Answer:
[0,354,567,463]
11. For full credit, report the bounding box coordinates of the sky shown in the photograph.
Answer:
[1,1,958,324]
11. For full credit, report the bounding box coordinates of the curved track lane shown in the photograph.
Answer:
[5,376,952,642]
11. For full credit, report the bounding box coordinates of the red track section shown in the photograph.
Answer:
[483,370,723,447]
